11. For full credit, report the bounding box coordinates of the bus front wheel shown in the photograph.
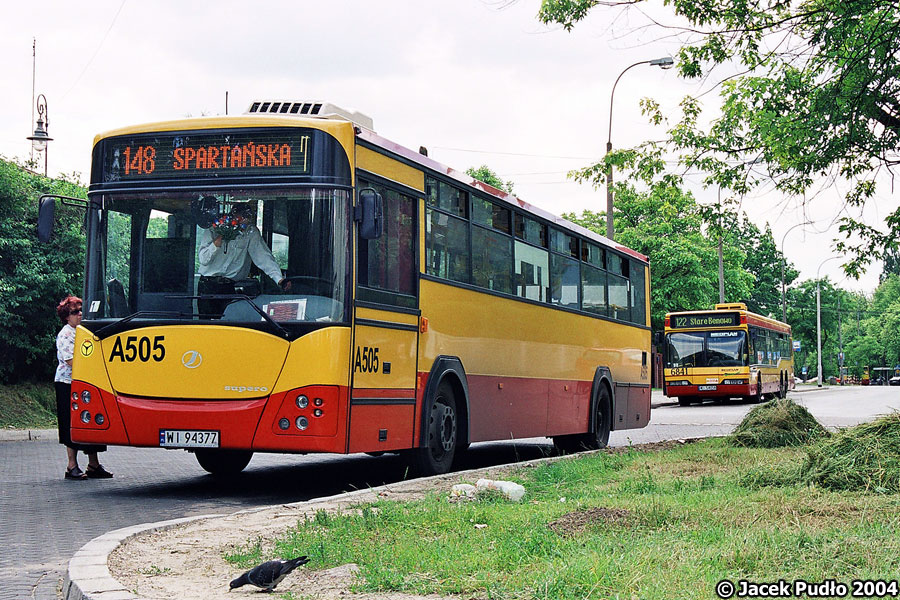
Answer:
[412,383,458,476]
[194,449,253,476]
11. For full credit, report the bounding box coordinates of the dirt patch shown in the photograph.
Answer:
[547,507,633,536]
[107,440,700,600]
[603,439,698,455]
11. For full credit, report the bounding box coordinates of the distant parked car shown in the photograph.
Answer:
[889,376,900,386]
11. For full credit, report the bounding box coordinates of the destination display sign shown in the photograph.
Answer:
[97,129,313,183]
[670,312,740,329]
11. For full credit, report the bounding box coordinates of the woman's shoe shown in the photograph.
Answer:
[65,466,87,480]
[86,464,113,479]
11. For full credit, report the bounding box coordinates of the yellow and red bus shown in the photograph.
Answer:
[662,303,794,406]
[39,101,651,476]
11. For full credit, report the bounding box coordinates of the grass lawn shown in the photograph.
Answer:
[0,382,57,428]
[226,438,900,599]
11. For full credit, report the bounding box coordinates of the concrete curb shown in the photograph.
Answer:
[64,514,223,600]
[0,428,56,442]
[64,440,702,600]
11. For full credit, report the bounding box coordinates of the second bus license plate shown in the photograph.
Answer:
[159,429,220,448]
[698,385,717,391]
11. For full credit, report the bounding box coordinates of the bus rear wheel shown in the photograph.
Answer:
[194,449,253,476]
[412,383,458,476]
[582,384,612,450]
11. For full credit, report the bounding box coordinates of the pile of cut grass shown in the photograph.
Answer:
[729,397,828,448]
[0,382,57,428]
[803,413,900,493]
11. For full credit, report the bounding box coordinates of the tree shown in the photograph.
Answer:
[564,167,753,331]
[734,219,799,317]
[538,0,900,276]
[0,158,87,383]
[465,165,514,194]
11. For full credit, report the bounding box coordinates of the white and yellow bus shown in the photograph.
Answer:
[39,101,651,476]
[663,303,794,405]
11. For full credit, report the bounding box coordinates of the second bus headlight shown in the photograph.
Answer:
[723,379,749,385]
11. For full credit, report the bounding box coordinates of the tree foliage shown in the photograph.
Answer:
[465,165,515,194]
[539,0,900,276]
[564,154,757,330]
[0,158,87,383]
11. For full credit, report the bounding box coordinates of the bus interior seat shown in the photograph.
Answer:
[107,278,129,317]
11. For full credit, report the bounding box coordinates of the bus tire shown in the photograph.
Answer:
[678,396,692,407]
[412,382,457,476]
[580,383,612,450]
[194,449,253,476]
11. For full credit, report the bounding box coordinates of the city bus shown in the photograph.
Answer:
[38,101,651,476]
[662,303,794,405]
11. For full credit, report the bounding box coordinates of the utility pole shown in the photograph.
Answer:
[838,294,843,385]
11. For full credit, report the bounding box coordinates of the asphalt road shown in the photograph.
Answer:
[1,385,897,599]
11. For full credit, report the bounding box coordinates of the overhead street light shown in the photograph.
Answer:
[605,56,675,240]
[27,93,52,176]
[780,221,812,323]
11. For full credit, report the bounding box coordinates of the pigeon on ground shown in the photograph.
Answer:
[229,556,309,592]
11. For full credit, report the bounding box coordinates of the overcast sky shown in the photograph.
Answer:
[1,0,894,295]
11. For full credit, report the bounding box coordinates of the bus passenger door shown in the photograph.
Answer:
[349,181,419,453]
[350,308,419,452]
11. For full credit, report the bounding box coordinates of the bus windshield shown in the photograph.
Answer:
[665,331,748,368]
[83,187,349,324]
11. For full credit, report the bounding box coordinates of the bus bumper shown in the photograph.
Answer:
[664,384,753,398]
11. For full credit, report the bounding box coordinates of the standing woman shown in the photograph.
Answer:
[55,295,113,480]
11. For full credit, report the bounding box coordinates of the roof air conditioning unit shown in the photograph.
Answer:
[245,100,373,130]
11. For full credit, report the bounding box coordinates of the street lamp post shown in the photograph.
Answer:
[816,256,840,388]
[27,94,52,176]
[606,56,674,240]
[780,221,811,323]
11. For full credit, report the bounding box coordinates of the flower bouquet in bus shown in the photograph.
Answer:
[211,207,252,253]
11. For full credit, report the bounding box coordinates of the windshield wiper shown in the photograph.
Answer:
[93,310,187,338]
[169,294,291,339]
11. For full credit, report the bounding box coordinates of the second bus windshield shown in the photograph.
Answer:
[665,331,748,368]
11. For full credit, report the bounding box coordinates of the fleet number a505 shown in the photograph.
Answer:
[355,346,380,373]
[108,335,166,362]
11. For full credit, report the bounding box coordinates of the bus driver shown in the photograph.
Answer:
[196,199,290,317]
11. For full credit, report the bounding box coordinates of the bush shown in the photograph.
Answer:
[729,398,828,448]
[802,413,900,493]
[0,382,57,428]
[0,158,87,383]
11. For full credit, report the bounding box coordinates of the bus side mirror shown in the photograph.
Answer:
[356,188,383,240]
[37,195,56,242]
[37,194,90,242]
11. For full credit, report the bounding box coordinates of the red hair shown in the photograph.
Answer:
[57,295,83,323]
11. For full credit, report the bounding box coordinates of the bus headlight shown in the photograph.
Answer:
[668,380,690,386]
[278,418,290,430]
[295,395,309,409]
[723,379,748,385]
[295,416,309,430]
[80,410,91,424]
[313,409,323,418]
[94,413,105,425]
[81,390,91,404]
